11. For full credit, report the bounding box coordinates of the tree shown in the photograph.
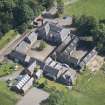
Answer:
[74,15,97,36]
[0,12,13,33]
[56,0,64,14]
[13,3,34,26]
[92,23,105,54]
[0,0,45,34]
[28,0,43,16]
[38,0,55,9]
[16,23,28,33]
[40,91,77,105]
[37,40,46,51]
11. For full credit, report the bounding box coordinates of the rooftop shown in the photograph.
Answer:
[70,49,87,60]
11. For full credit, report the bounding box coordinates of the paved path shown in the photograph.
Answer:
[64,0,78,5]
[16,88,49,105]
[0,70,22,81]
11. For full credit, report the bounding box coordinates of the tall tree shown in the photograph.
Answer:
[74,15,97,36]
[13,3,34,26]
[56,0,64,14]
[38,0,55,9]
[40,91,77,105]
[92,23,105,54]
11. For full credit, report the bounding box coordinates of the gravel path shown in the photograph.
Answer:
[16,87,49,105]
[64,0,78,5]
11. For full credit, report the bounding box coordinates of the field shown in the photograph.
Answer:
[0,81,19,105]
[64,0,105,20]
[0,30,17,49]
[69,70,105,105]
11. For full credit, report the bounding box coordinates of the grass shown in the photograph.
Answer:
[37,70,105,105]
[37,77,68,92]
[68,70,105,105]
[0,81,19,105]
[0,63,15,77]
[0,30,17,49]
[64,0,105,20]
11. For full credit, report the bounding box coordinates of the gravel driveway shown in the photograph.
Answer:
[16,87,49,105]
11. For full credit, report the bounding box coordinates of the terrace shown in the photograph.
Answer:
[28,40,55,61]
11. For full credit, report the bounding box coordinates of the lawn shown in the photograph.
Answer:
[0,62,15,77]
[36,77,68,92]
[0,30,17,49]
[0,81,19,105]
[64,0,105,20]
[69,70,105,105]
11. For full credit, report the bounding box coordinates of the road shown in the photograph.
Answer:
[0,30,34,62]
[16,87,49,105]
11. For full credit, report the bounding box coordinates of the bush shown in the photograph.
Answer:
[0,63,15,77]
[37,40,46,51]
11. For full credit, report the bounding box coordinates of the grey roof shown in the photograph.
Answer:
[45,57,63,70]
[14,74,30,90]
[57,16,73,27]
[25,55,31,63]
[43,16,73,27]
[60,28,70,41]
[27,61,37,74]
[21,77,34,93]
[42,7,58,16]
[63,69,76,81]
[16,41,29,54]
[26,32,37,45]
[64,36,79,54]
[35,70,43,79]
[44,57,70,80]
[78,49,97,68]
[45,22,61,33]
[38,22,70,43]
[15,31,37,55]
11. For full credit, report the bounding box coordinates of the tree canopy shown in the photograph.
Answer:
[40,91,76,105]
[74,15,97,36]
[0,0,44,34]
[92,23,105,54]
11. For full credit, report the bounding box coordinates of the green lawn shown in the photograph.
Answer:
[0,81,19,105]
[69,70,105,105]
[0,63,15,77]
[64,0,105,20]
[0,30,17,49]
[36,77,68,92]
[38,70,105,105]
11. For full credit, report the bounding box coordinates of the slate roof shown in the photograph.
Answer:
[63,36,79,55]
[15,31,37,55]
[14,74,30,90]
[78,48,97,68]
[44,57,76,85]
[16,41,29,54]
[38,22,70,43]
[57,16,73,27]
[27,61,37,75]
[26,32,37,45]
[21,77,34,93]
[42,7,58,17]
